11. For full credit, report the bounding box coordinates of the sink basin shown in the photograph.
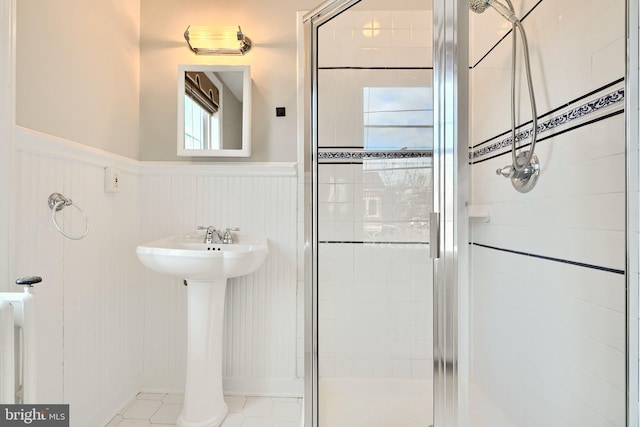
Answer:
[136,232,268,280]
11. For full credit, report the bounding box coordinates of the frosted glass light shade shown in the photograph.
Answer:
[184,25,252,55]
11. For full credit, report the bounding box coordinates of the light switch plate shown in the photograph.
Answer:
[104,167,120,193]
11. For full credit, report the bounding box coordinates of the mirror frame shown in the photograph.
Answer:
[177,64,251,157]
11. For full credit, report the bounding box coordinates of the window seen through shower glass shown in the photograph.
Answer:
[363,87,433,150]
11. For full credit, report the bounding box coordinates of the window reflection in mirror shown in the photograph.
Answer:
[184,71,222,150]
[177,65,251,157]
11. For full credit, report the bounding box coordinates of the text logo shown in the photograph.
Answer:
[0,405,69,426]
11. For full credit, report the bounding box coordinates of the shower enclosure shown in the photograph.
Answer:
[303,0,466,425]
[304,0,631,426]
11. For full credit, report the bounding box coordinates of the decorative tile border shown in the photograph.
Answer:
[318,150,432,162]
[470,87,625,161]
[316,84,624,163]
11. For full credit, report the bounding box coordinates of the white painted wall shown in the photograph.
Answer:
[14,0,332,163]
[15,0,140,159]
[0,0,15,291]
[469,0,626,425]
[138,0,320,162]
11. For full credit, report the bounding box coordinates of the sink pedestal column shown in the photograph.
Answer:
[177,279,229,427]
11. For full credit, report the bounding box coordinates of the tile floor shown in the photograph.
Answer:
[105,392,302,427]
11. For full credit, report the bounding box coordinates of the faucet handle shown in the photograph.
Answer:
[496,165,515,178]
[197,226,220,243]
[197,225,215,231]
[222,227,240,244]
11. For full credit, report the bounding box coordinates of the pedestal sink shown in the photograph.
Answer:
[136,231,268,427]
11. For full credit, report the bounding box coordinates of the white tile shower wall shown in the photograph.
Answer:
[12,128,144,427]
[471,247,625,426]
[139,167,300,396]
[472,115,626,270]
[318,10,432,69]
[316,9,433,150]
[316,161,432,380]
[312,6,434,385]
[317,162,431,243]
[470,0,625,145]
[470,0,626,426]
[318,242,432,379]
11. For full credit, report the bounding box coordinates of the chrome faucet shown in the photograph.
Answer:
[197,226,239,244]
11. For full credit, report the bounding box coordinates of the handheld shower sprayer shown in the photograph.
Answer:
[469,0,540,193]
[469,0,517,23]
[468,0,489,13]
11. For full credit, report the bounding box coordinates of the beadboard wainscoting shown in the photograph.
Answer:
[13,127,143,427]
[11,126,300,427]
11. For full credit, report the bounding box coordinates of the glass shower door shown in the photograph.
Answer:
[305,1,436,425]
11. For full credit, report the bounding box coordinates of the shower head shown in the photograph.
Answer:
[469,0,490,14]
[469,0,518,23]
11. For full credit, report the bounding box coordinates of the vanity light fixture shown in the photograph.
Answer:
[184,25,252,55]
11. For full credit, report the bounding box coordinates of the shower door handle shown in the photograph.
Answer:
[429,212,440,259]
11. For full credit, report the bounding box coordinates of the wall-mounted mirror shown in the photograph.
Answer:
[177,64,251,157]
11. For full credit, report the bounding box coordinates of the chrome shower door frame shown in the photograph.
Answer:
[303,0,470,426]
[302,2,361,425]
[432,1,469,426]
[626,0,640,425]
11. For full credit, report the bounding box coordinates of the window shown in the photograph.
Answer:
[363,87,433,150]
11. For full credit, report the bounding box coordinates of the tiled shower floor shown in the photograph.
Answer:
[105,393,302,427]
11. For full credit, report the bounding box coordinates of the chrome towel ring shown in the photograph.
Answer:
[47,193,89,240]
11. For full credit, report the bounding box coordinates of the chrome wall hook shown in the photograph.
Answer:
[48,193,72,211]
